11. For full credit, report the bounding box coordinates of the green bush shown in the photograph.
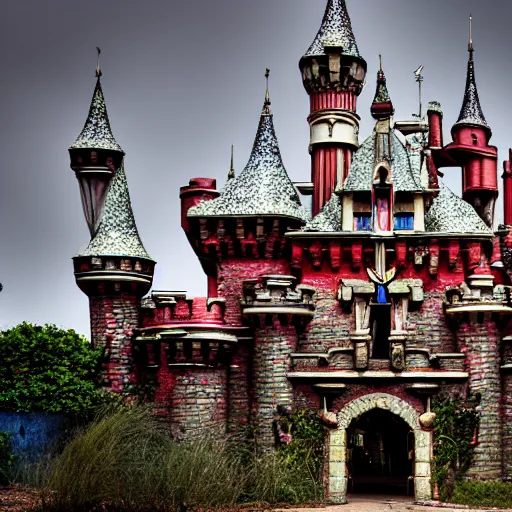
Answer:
[0,431,14,484]
[431,394,479,501]
[39,406,323,511]
[277,408,326,479]
[0,322,102,415]
[451,481,512,508]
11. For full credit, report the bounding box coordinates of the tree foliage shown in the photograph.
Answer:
[0,322,102,415]
[432,394,480,501]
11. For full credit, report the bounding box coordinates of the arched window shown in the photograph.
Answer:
[471,133,478,146]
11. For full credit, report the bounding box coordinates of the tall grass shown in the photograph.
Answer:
[35,406,323,511]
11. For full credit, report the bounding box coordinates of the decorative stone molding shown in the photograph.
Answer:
[444,282,512,320]
[241,275,316,327]
[328,393,432,504]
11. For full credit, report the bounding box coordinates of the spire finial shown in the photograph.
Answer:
[379,54,383,72]
[468,14,474,55]
[265,68,271,106]
[228,145,235,180]
[95,47,102,78]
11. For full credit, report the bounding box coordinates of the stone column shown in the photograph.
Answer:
[458,320,502,478]
[89,294,139,392]
[241,275,315,449]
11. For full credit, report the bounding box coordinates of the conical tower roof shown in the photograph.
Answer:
[70,76,124,153]
[371,60,394,119]
[303,0,361,58]
[453,28,490,135]
[188,78,309,223]
[77,165,153,260]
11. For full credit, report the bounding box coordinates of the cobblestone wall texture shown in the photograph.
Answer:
[457,320,502,478]
[89,295,139,392]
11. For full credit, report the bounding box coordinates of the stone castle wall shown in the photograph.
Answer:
[89,294,139,392]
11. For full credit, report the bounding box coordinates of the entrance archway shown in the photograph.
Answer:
[328,393,432,504]
[348,409,412,494]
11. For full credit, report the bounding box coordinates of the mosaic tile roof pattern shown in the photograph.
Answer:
[425,183,491,234]
[303,194,342,232]
[70,78,123,153]
[304,0,361,58]
[344,132,422,192]
[188,101,310,223]
[373,71,391,104]
[454,51,490,132]
[78,165,153,260]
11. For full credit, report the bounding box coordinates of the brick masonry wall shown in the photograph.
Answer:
[217,259,290,443]
[217,259,290,326]
[457,320,502,478]
[89,294,139,393]
[227,342,251,439]
[502,374,512,478]
[301,269,352,354]
[167,367,228,438]
[251,318,297,448]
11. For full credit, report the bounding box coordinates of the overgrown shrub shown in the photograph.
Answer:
[0,432,14,484]
[277,408,326,479]
[431,394,479,501]
[39,405,323,511]
[451,481,512,508]
[0,322,102,416]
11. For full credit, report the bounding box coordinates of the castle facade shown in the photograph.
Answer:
[68,0,512,503]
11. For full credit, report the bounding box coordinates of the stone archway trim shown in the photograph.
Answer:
[328,393,432,504]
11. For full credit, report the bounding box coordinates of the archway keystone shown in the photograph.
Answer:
[328,393,432,504]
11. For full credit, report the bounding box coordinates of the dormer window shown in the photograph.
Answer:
[394,213,414,230]
[354,213,372,231]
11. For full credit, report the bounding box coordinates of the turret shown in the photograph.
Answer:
[446,18,498,228]
[503,150,512,226]
[427,101,443,150]
[69,50,125,236]
[299,0,367,216]
[70,55,155,392]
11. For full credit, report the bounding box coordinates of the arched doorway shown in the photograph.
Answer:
[327,393,432,504]
[347,409,413,495]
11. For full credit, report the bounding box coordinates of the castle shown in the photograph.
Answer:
[68,0,512,504]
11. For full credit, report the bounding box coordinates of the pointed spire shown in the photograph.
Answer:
[77,164,153,260]
[304,0,361,58]
[70,50,123,153]
[188,73,309,222]
[263,68,272,115]
[453,15,491,135]
[228,145,235,180]
[371,57,394,119]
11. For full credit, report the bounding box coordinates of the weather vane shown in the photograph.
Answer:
[96,47,102,78]
[413,65,424,119]
[469,14,473,53]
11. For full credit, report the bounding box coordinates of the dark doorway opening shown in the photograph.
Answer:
[347,409,414,495]
[370,304,391,359]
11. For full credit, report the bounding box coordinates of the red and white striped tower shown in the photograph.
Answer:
[299,0,367,216]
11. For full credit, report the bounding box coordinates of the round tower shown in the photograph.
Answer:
[299,0,367,216]
[447,20,498,228]
[70,58,155,392]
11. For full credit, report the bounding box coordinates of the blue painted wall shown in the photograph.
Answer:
[0,412,66,461]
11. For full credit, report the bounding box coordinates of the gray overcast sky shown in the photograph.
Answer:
[0,0,511,337]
